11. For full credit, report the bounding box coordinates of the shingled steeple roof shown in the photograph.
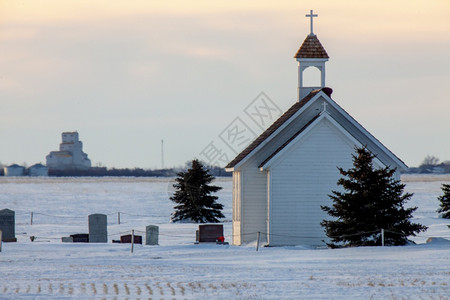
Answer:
[294,34,329,59]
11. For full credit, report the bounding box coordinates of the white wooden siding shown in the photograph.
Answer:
[236,160,268,244]
[232,171,242,245]
[232,172,241,222]
[268,118,357,246]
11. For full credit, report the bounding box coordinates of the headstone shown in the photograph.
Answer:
[70,233,89,243]
[61,236,73,243]
[198,224,223,243]
[146,225,159,245]
[120,234,142,244]
[88,214,107,243]
[0,209,16,242]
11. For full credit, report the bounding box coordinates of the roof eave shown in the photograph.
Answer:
[258,111,408,172]
[259,113,327,170]
[325,97,409,171]
[295,57,329,62]
[227,90,327,170]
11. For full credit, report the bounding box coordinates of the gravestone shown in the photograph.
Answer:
[198,224,223,243]
[61,236,73,243]
[88,214,107,243]
[146,225,159,245]
[0,209,16,242]
[120,234,142,244]
[70,233,89,243]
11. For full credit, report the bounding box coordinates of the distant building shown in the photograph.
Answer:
[4,164,25,176]
[28,163,48,176]
[46,132,91,171]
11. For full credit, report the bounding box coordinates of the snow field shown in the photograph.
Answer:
[2,242,449,299]
[0,175,449,299]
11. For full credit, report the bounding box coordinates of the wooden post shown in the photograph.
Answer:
[30,212,33,225]
[256,232,260,252]
[381,228,385,247]
[131,229,134,253]
[0,230,2,252]
[118,212,120,225]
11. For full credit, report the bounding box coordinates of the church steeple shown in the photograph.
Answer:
[294,10,329,101]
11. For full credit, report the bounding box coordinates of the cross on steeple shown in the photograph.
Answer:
[321,101,328,114]
[306,10,318,35]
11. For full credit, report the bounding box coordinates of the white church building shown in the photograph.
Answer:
[46,132,91,170]
[225,11,408,247]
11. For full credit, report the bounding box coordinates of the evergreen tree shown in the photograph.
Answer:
[321,146,427,247]
[170,159,224,223]
[437,184,450,219]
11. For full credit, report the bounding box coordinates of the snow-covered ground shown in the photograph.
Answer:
[0,175,449,299]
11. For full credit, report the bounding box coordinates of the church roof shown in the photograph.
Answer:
[294,34,329,59]
[226,87,407,171]
[225,89,322,169]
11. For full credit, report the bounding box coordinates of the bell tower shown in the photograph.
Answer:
[294,10,329,101]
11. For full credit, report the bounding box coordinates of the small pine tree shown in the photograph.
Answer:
[437,184,450,219]
[321,146,427,247]
[170,159,224,223]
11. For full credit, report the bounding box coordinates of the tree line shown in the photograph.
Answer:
[0,165,231,177]
[406,155,450,174]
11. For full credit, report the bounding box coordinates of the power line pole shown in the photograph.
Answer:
[161,139,164,169]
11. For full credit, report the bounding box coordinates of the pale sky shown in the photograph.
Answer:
[1,0,449,169]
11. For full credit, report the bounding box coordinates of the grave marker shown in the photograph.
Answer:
[70,233,89,243]
[88,214,107,243]
[120,234,142,244]
[0,209,16,242]
[61,236,73,243]
[198,224,223,243]
[146,225,159,245]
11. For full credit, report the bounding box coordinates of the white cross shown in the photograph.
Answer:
[306,10,318,35]
[322,101,328,113]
